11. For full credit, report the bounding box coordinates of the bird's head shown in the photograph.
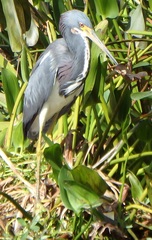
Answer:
[59,10,118,65]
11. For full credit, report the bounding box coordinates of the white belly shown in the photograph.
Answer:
[30,81,83,133]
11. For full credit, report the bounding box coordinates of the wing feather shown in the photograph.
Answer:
[23,39,71,136]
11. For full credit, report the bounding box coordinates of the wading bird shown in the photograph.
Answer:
[23,10,118,201]
[23,9,118,141]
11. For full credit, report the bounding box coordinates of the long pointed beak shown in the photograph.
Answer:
[85,28,118,65]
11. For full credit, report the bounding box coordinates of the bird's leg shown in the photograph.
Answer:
[36,127,43,203]
[35,109,47,203]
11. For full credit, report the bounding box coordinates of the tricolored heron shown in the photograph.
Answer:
[23,9,117,140]
[23,9,118,200]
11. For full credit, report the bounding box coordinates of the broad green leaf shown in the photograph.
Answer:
[64,180,103,213]
[1,0,23,52]
[0,54,17,75]
[14,0,26,34]
[128,171,143,201]
[149,0,152,11]
[128,4,145,38]
[133,62,150,69]
[44,143,63,182]
[131,91,152,100]
[2,69,20,115]
[71,165,107,196]
[58,166,74,210]
[0,122,9,130]
[58,165,107,213]
[12,122,24,150]
[94,0,119,19]
[83,44,100,106]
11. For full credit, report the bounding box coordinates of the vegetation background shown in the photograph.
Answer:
[0,0,152,239]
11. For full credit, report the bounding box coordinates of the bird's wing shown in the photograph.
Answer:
[23,39,72,136]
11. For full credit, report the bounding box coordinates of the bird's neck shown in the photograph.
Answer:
[68,34,90,81]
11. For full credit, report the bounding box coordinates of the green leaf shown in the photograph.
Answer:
[58,165,107,213]
[128,4,145,38]
[58,166,74,210]
[17,218,27,228]
[149,0,152,11]
[83,44,100,106]
[131,91,152,100]
[94,0,119,19]
[128,171,143,201]
[12,122,24,150]
[133,61,150,68]
[135,120,152,143]
[145,169,152,206]
[115,87,131,122]
[44,143,63,182]
[2,69,20,115]
[64,180,103,213]
[21,46,29,82]
[71,165,107,196]
[0,128,7,147]
[1,0,23,52]
[0,53,17,75]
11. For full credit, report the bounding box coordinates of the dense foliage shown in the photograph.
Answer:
[0,0,152,239]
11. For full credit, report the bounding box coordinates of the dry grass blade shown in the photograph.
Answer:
[0,148,35,195]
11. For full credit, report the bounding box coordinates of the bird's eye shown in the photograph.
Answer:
[79,22,84,28]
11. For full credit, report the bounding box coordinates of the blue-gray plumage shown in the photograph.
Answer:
[23,10,118,140]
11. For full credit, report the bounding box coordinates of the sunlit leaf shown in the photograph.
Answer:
[131,91,152,100]
[128,4,145,38]
[21,45,29,82]
[64,180,103,213]
[94,0,119,19]
[149,0,152,11]
[0,54,17,75]
[12,122,24,150]
[0,128,7,147]
[83,44,101,106]
[1,69,20,115]
[128,171,143,201]
[1,0,23,52]
[71,165,107,196]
